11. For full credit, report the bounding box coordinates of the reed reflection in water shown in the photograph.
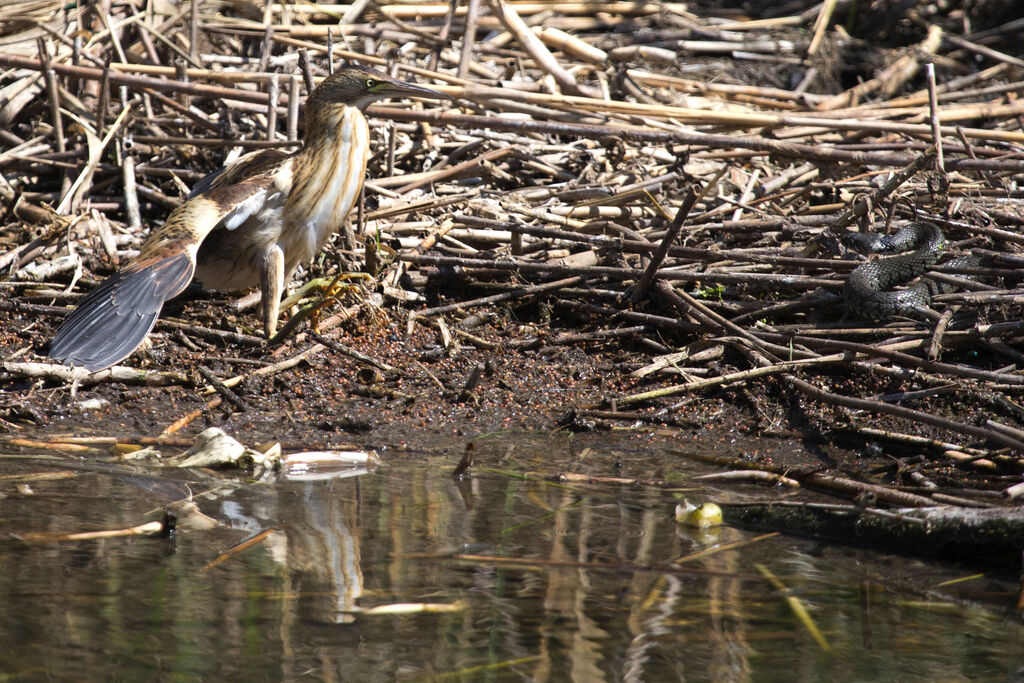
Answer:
[0,435,1020,680]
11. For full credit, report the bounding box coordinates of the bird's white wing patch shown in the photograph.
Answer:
[221,187,270,231]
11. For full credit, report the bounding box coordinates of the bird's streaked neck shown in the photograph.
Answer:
[300,101,365,155]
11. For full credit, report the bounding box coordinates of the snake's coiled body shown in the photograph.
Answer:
[842,222,947,319]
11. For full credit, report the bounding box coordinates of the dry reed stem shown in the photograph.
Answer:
[0,0,1022,481]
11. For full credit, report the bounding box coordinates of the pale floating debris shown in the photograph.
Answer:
[165,499,219,531]
[118,445,162,462]
[676,501,724,528]
[18,519,168,543]
[682,159,728,178]
[357,601,465,616]
[283,450,381,467]
[172,427,280,472]
[72,398,109,412]
[282,467,372,482]
[281,449,381,481]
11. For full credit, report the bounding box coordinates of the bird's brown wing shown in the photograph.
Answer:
[50,176,277,372]
[140,172,283,258]
[187,148,290,199]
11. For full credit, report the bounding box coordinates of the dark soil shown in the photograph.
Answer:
[2,297,778,452]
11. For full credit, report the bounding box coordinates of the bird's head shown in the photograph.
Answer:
[309,65,452,111]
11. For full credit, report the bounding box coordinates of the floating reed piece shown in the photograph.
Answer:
[0,2,1023,498]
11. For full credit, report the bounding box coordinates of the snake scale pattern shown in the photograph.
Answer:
[842,221,948,319]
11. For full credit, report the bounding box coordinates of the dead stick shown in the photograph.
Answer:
[258,23,274,73]
[401,253,842,291]
[121,152,142,230]
[459,214,854,270]
[143,87,219,131]
[954,125,977,159]
[97,55,112,134]
[458,362,485,401]
[756,332,1024,386]
[739,343,1024,452]
[326,27,334,74]
[926,307,955,361]
[817,26,942,110]
[652,281,771,348]
[3,361,188,386]
[806,0,837,57]
[215,344,325,390]
[618,356,846,405]
[286,74,300,141]
[679,453,936,507]
[174,58,188,108]
[132,135,296,149]
[298,49,315,93]
[37,39,67,195]
[197,366,251,412]
[202,528,276,571]
[309,332,398,374]
[851,426,987,457]
[266,72,279,141]
[189,0,199,64]
[458,0,481,79]
[555,300,700,334]
[944,34,1024,70]
[487,0,586,96]
[161,397,223,436]
[0,52,270,104]
[373,107,1024,172]
[926,63,945,173]
[632,188,698,303]
[429,0,458,72]
[2,48,1021,171]
[834,151,936,229]
[782,372,1024,451]
[545,325,654,346]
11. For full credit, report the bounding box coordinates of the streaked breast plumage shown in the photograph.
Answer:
[284,106,369,274]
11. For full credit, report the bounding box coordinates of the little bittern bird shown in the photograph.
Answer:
[50,65,450,371]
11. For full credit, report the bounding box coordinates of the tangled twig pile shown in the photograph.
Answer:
[1,1,1023,484]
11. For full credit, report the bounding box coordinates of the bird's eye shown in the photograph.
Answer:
[366,78,376,88]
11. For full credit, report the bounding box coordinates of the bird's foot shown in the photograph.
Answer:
[268,272,374,345]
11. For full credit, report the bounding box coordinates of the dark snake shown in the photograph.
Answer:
[842,221,950,319]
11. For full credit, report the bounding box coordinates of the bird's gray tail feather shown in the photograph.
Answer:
[49,252,195,372]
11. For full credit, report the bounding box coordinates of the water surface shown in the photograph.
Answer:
[0,432,1020,680]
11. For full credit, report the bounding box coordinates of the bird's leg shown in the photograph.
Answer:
[258,243,286,338]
